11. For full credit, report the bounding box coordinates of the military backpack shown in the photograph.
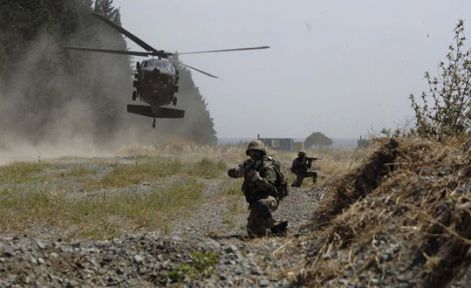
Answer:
[266,156,289,200]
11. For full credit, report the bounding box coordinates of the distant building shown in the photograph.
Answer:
[257,134,295,151]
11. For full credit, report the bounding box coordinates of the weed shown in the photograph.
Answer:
[65,166,96,177]
[0,177,205,239]
[85,158,225,189]
[86,159,183,189]
[219,178,243,196]
[185,157,226,178]
[168,251,219,282]
[410,20,470,140]
[222,200,244,230]
[0,162,49,184]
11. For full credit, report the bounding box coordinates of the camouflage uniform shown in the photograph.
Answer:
[290,151,317,187]
[228,141,285,237]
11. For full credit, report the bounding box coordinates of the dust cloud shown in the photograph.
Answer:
[0,30,144,164]
[0,28,217,164]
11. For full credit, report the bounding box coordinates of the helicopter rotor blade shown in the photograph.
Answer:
[178,62,219,79]
[64,46,152,57]
[177,45,270,55]
[91,12,158,53]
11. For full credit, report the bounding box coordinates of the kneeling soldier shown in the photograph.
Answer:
[290,151,318,187]
[228,140,287,237]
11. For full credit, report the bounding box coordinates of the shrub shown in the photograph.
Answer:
[410,20,471,140]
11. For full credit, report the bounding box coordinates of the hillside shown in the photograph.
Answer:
[290,137,471,287]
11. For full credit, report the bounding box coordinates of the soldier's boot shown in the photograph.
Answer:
[247,213,267,238]
[270,220,288,236]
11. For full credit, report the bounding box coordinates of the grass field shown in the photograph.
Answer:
[0,144,369,239]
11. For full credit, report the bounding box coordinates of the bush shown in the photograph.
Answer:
[410,20,471,140]
[304,132,333,148]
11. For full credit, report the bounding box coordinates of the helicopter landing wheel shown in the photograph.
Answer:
[152,118,156,128]
[132,91,137,101]
[172,97,177,106]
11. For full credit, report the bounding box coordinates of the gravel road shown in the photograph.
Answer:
[0,175,323,287]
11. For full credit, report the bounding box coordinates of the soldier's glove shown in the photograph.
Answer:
[227,168,238,178]
[249,170,261,182]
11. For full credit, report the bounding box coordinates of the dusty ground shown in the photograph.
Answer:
[0,145,338,287]
[3,138,467,287]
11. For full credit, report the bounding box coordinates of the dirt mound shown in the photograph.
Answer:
[296,137,471,287]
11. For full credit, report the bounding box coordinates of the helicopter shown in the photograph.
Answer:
[65,13,269,128]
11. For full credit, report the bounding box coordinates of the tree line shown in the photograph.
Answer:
[0,0,217,146]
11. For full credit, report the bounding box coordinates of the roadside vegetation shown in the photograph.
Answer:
[410,20,470,141]
[0,177,204,239]
[0,161,50,184]
[85,157,226,189]
[0,156,230,239]
[0,142,365,239]
[168,251,220,282]
[293,21,471,287]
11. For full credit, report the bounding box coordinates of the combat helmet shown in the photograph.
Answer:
[246,140,266,156]
[298,151,306,157]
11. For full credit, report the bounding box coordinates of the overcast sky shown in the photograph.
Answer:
[112,0,470,139]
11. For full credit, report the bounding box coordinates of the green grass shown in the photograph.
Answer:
[185,158,226,179]
[222,201,244,230]
[85,158,226,189]
[0,162,50,184]
[218,179,245,230]
[86,159,183,189]
[219,178,243,196]
[168,251,220,282]
[65,166,96,177]
[0,177,205,239]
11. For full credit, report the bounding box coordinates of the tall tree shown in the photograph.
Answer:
[94,0,118,20]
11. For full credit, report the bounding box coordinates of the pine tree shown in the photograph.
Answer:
[94,0,118,20]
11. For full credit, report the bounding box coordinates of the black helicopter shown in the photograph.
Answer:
[65,13,269,128]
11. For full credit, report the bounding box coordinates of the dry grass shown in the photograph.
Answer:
[65,165,96,177]
[119,141,366,186]
[0,143,367,241]
[118,140,245,165]
[0,176,205,239]
[85,157,226,190]
[295,136,471,287]
[218,179,245,230]
[0,161,50,184]
[219,178,243,197]
[271,147,371,188]
[186,158,226,179]
[85,159,183,189]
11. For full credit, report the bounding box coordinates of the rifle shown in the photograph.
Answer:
[306,157,320,162]
[228,159,260,178]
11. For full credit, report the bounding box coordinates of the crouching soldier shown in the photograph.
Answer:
[290,151,318,187]
[228,140,288,237]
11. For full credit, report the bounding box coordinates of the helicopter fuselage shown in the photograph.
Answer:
[64,12,269,127]
[134,59,179,107]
